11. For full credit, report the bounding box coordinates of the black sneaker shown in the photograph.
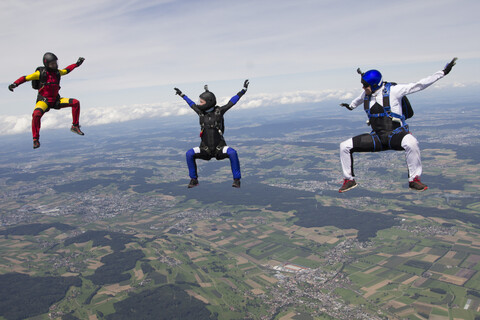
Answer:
[339,179,357,193]
[188,178,199,188]
[71,125,85,136]
[232,179,241,188]
[33,139,40,149]
[409,176,428,191]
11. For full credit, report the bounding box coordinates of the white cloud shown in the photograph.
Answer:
[1,0,479,117]
[2,115,31,135]
[1,78,477,137]
[2,1,479,85]
[232,89,354,110]
[0,89,354,136]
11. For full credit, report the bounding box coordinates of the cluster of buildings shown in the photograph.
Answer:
[258,238,381,319]
[261,266,382,320]
[324,238,374,265]
[48,253,83,273]
[66,191,176,222]
[395,222,457,237]
[1,188,176,226]
[157,253,182,267]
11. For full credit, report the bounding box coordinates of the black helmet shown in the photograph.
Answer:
[199,85,217,112]
[43,52,58,69]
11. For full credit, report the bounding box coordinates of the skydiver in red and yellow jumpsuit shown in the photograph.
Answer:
[8,52,85,149]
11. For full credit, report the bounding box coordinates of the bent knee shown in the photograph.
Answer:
[226,147,237,156]
[186,148,196,159]
[401,134,419,150]
[59,98,80,108]
[35,101,49,113]
[340,139,353,152]
[32,109,44,117]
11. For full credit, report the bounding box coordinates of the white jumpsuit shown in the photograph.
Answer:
[340,70,445,182]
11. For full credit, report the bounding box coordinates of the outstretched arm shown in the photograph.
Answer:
[340,103,353,110]
[340,92,365,111]
[8,57,84,91]
[174,87,202,115]
[8,70,41,91]
[395,57,457,96]
[59,57,85,76]
[395,71,445,96]
[219,79,249,114]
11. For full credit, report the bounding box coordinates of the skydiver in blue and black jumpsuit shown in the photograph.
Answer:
[174,80,249,188]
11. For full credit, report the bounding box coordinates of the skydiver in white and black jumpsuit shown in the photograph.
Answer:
[174,80,249,188]
[338,58,457,193]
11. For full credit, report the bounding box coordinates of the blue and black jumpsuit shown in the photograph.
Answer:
[182,89,246,180]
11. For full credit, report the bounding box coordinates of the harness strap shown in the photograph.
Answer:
[382,83,391,113]
[369,132,381,151]
[213,108,221,130]
[364,82,407,126]
[199,114,205,130]
[363,95,389,118]
[38,68,61,90]
[199,108,223,130]
[384,82,407,126]
[388,125,409,149]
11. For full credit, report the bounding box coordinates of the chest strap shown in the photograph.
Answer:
[364,83,406,126]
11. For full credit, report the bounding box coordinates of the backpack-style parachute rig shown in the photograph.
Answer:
[31,52,61,90]
[31,67,60,90]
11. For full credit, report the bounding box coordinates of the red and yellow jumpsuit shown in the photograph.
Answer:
[12,62,81,140]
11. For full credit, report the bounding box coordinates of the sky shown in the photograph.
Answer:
[0,0,479,136]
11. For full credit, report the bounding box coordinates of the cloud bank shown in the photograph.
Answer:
[0,89,355,136]
[1,0,479,117]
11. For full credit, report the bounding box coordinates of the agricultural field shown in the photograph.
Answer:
[0,103,479,319]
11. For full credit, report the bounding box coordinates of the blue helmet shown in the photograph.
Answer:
[361,70,383,92]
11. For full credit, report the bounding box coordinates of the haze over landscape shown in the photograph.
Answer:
[1,0,479,134]
[1,1,480,320]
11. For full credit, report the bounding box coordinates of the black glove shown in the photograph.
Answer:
[174,88,184,97]
[243,79,249,90]
[340,103,353,110]
[76,57,85,66]
[443,57,457,75]
[8,83,17,92]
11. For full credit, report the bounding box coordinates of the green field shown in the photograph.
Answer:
[1,109,480,320]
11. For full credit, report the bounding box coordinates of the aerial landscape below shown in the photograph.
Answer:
[0,102,480,320]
